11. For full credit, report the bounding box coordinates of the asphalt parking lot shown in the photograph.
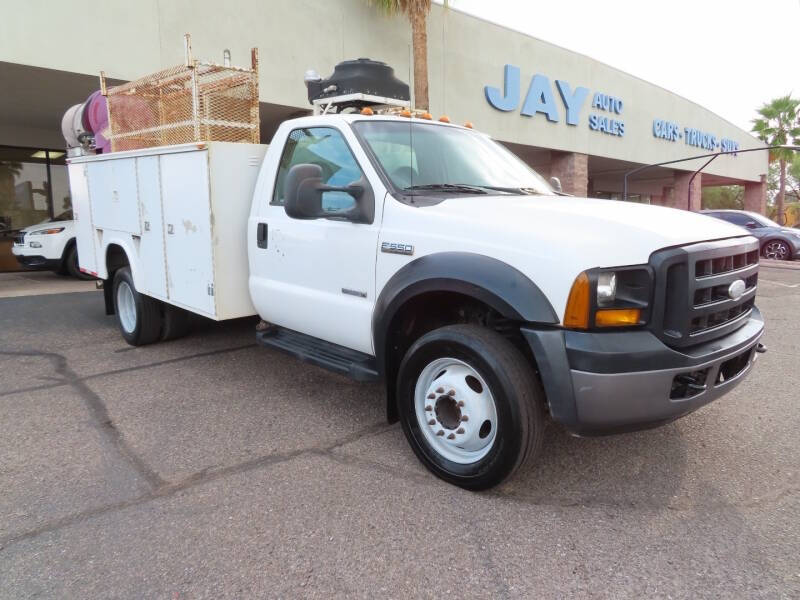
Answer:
[1,266,798,599]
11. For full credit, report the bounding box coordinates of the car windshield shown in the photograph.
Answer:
[352,120,553,195]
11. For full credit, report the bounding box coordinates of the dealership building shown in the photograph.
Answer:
[0,0,767,271]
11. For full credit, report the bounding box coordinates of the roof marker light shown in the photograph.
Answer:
[463,121,473,129]
[360,107,374,115]
[439,115,450,123]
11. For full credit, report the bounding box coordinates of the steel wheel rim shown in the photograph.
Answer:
[414,357,498,465]
[765,241,788,260]
[116,281,137,334]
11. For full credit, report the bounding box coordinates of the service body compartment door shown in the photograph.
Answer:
[136,155,167,299]
[88,158,141,234]
[69,163,98,275]
[160,150,215,316]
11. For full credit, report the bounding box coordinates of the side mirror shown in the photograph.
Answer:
[284,164,325,220]
[549,176,563,193]
[745,221,758,229]
[284,163,373,223]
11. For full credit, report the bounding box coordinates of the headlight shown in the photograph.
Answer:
[564,266,653,329]
[29,227,65,235]
[597,272,616,306]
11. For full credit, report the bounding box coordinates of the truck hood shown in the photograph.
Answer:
[424,194,747,265]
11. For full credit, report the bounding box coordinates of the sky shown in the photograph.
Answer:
[442,0,800,133]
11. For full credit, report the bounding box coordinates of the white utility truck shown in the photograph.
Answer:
[69,59,765,489]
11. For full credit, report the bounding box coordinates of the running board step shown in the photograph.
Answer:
[256,327,380,382]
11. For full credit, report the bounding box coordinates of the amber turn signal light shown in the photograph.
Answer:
[595,308,641,327]
[563,272,590,329]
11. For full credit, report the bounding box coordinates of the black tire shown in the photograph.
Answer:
[396,324,545,490]
[160,303,193,341]
[64,244,93,280]
[761,239,792,261]
[112,266,162,346]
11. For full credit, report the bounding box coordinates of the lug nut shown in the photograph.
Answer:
[427,393,435,399]
[436,430,445,436]
[461,415,469,422]
[447,389,455,396]
[436,387,444,394]
[447,433,455,440]
[457,427,465,434]
[457,400,465,407]
[428,419,436,425]
[425,405,432,411]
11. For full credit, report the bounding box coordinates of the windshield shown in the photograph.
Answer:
[352,120,553,195]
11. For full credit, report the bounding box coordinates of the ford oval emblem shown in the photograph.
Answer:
[727,279,746,301]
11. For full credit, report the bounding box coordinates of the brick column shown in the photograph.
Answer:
[672,172,702,211]
[744,175,767,215]
[550,151,588,197]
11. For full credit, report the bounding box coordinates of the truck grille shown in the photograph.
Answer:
[650,237,759,348]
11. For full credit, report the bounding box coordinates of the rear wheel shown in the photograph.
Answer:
[112,267,162,346]
[762,240,791,260]
[396,324,545,490]
[161,303,192,341]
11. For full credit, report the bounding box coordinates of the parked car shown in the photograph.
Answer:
[11,210,92,279]
[702,210,800,260]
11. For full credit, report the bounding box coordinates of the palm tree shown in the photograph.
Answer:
[752,95,800,224]
[368,0,435,111]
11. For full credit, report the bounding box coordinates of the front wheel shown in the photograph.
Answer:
[762,240,791,260]
[396,324,545,490]
[112,267,162,346]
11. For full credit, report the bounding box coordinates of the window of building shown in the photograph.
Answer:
[0,146,70,271]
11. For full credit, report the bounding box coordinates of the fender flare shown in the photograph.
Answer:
[372,251,558,374]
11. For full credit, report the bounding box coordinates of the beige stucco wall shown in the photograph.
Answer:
[0,0,766,181]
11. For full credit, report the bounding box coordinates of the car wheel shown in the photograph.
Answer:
[762,240,791,260]
[112,267,162,346]
[396,324,545,490]
[65,245,94,280]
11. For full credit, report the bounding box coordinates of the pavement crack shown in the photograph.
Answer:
[0,349,165,490]
[0,421,393,550]
[0,344,254,399]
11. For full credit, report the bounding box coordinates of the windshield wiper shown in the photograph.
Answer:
[473,185,545,195]
[402,183,488,194]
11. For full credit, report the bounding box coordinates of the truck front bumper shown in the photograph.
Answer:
[520,307,764,435]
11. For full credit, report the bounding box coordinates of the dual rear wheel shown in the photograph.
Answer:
[112,267,192,345]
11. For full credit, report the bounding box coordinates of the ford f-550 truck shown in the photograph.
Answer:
[69,66,765,490]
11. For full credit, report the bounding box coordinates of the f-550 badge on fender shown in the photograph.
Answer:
[381,241,414,256]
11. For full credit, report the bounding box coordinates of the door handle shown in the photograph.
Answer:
[167,224,174,235]
[256,222,268,249]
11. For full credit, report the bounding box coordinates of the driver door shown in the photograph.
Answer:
[249,125,381,355]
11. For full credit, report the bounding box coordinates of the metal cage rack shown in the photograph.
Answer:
[101,35,259,152]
